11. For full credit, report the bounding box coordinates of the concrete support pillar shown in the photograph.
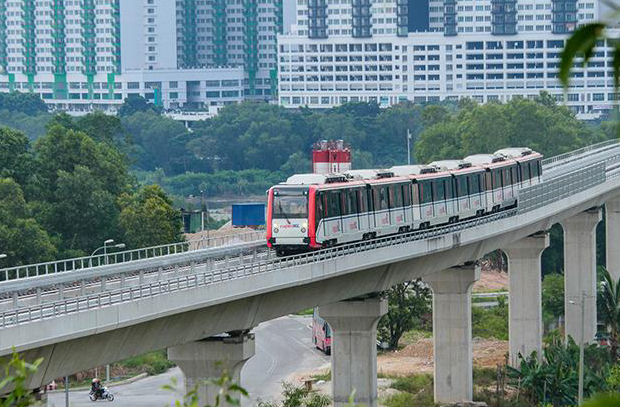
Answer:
[503,233,549,366]
[560,208,601,343]
[168,334,255,407]
[606,197,620,282]
[423,264,480,404]
[320,297,387,407]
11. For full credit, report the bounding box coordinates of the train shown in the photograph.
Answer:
[266,148,542,256]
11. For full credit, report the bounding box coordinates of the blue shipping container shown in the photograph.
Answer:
[232,203,266,227]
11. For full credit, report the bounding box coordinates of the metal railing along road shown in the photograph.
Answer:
[0,231,265,283]
[1,157,613,328]
[541,139,619,168]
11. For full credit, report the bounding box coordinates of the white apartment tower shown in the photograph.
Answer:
[278,0,614,114]
[0,0,289,112]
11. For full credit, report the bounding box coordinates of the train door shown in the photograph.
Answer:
[484,170,494,213]
[492,168,503,209]
[373,185,390,232]
[456,175,471,215]
[469,173,484,214]
[418,180,434,227]
[402,183,413,227]
[388,184,406,229]
[432,178,447,224]
[342,188,362,242]
[445,176,457,219]
[411,181,422,228]
[323,190,343,242]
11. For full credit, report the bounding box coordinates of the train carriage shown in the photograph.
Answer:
[267,147,543,256]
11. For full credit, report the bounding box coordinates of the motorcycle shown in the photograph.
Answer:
[89,386,114,402]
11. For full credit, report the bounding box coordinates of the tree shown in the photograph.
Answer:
[0,92,47,115]
[76,111,124,145]
[0,178,56,266]
[542,273,565,327]
[508,336,612,407]
[117,95,162,117]
[598,267,620,362]
[378,280,432,350]
[0,127,32,186]
[0,351,43,407]
[118,185,184,248]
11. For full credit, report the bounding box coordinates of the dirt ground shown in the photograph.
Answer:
[377,337,509,376]
[473,268,508,292]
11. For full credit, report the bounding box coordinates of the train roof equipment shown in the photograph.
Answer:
[463,154,506,165]
[344,169,394,180]
[429,160,473,171]
[283,173,348,185]
[389,165,437,176]
[494,147,534,158]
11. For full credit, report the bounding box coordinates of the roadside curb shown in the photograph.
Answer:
[48,373,148,393]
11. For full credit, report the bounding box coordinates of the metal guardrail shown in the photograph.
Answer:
[0,231,265,283]
[518,162,606,213]
[1,156,609,328]
[0,145,617,327]
[541,139,619,168]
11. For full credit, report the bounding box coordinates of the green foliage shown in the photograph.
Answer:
[508,336,612,406]
[0,110,51,140]
[415,93,604,163]
[260,382,330,407]
[472,296,509,340]
[118,185,184,249]
[598,267,620,362]
[0,127,32,187]
[607,363,620,392]
[0,92,47,115]
[582,393,620,407]
[542,273,565,326]
[118,95,162,117]
[0,178,56,267]
[559,23,607,87]
[378,279,432,350]
[118,350,175,376]
[385,373,434,407]
[0,350,43,407]
[165,368,248,407]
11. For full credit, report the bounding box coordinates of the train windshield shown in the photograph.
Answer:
[273,188,309,219]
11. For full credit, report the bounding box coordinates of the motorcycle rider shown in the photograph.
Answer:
[91,378,104,399]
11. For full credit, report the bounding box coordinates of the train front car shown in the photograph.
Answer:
[267,174,333,256]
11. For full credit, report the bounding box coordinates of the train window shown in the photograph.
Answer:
[412,182,420,205]
[511,166,518,185]
[316,193,324,224]
[391,185,404,208]
[493,169,503,188]
[457,176,468,197]
[419,181,433,204]
[347,189,359,214]
[433,179,445,201]
[470,174,481,194]
[402,184,411,206]
[327,191,341,218]
[380,187,389,210]
[532,160,540,179]
[359,190,368,213]
[485,171,493,190]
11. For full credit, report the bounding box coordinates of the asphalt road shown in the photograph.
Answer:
[48,315,329,407]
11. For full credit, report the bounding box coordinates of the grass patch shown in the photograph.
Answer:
[399,329,432,346]
[312,370,331,382]
[383,392,425,407]
[474,367,498,388]
[118,350,175,376]
[294,308,314,316]
[382,373,434,407]
[472,297,508,340]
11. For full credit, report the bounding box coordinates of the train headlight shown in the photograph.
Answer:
[301,223,308,234]
[273,227,279,234]
[301,227,307,233]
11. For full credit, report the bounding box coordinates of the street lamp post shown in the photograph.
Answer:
[90,240,125,267]
[90,239,125,384]
[569,291,586,406]
[407,129,412,165]
[0,254,6,260]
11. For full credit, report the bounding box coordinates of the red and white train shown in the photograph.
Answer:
[266,148,542,256]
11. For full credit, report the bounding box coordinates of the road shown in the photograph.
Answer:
[47,315,329,407]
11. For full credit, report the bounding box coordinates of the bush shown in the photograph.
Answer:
[388,373,434,406]
[383,392,419,407]
[472,297,509,340]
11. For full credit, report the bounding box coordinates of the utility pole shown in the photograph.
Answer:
[578,290,585,406]
[407,129,411,165]
[64,376,69,407]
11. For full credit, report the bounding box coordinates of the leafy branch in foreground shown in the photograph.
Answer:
[163,369,248,407]
[0,350,43,407]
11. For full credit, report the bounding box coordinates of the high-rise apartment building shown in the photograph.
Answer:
[278,0,613,115]
[0,0,290,113]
